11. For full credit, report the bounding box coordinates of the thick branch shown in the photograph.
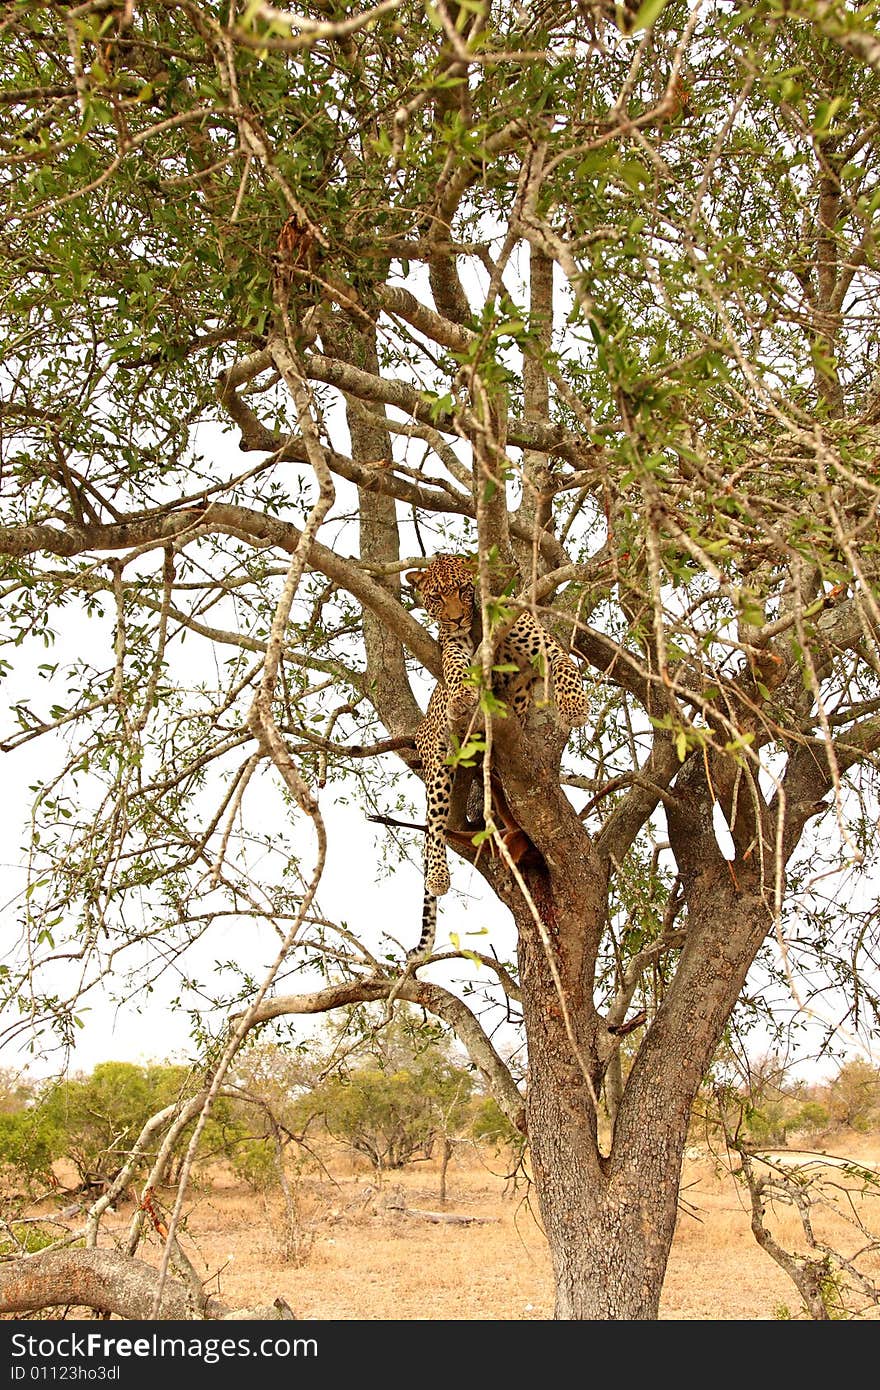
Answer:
[0,1249,222,1320]
[239,976,525,1130]
[217,366,475,516]
[303,349,594,464]
[0,504,441,678]
[332,315,423,737]
[515,240,554,557]
[375,283,476,354]
[217,367,572,563]
[0,1248,297,1321]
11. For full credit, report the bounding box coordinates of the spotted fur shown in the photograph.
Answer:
[404,554,590,960]
[497,611,591,728]
[404,555,478,960]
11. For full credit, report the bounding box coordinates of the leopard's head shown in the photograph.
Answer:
[405,554,476,636]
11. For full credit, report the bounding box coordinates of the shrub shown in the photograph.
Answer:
[0,1110,63,1192]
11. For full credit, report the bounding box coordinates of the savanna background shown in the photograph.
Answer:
[3,1016,880,1320]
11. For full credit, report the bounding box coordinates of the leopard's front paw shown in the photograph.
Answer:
[448,686,478,719]
[558,692,591,728]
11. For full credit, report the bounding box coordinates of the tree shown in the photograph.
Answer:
[1,0,880,1321]
[27,1061,255,1191]
[825,1058,880,1133]
[295,1061,473,1170]
[719,1112,880,1320]
[707,1050,809,1148]
[286,1008,475,1171]
[0,1070,60,1195]
[35,1062,188,1189]
[0,1110,63,1197]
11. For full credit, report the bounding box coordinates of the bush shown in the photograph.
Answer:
[295,1060,474,1171]
[34,1061,196,1189]
[0,1110,63,1192]
[824,1060,880,1133]
[228,1137,278,1191]
[470,1097,524,1152]
[789,1101,831,1135]
[0,1222,62,1256]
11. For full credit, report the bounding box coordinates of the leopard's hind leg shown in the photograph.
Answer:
[503,615,590,727]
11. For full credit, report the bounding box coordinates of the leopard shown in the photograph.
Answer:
[404,553,591,961]
[404,555,479,960]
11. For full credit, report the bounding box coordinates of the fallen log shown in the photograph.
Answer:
[398,1208,499,1225]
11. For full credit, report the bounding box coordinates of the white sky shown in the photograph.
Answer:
[0,663,516,1080]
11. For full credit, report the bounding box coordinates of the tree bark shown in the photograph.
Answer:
[0,1249,223,1320]
[489,711,785,1318]
[514,857,779,1317]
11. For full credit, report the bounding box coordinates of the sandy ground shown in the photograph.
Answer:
[79,1132,880,1321]
[9,1133,880,1321]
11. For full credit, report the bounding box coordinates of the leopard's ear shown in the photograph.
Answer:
[404,569,425,589]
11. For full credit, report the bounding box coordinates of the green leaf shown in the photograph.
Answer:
[576,151,610,179]
[470,828,494,846]
[738,598,765,626]
[617,159,651,192]
[813,97,847,136]
[240,0,266,27]
[630,0,672,32]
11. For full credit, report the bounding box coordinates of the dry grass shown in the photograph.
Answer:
[63,1129,879,1321]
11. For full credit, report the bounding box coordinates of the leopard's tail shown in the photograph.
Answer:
[408,890,437,961]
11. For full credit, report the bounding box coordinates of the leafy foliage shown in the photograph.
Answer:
[289,1013,476,1169]
[0,1108,63,1194]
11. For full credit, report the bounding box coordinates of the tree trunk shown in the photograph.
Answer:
[509,744,779,1318]
[518,887,679,1318]
[439,1137,452,1205]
